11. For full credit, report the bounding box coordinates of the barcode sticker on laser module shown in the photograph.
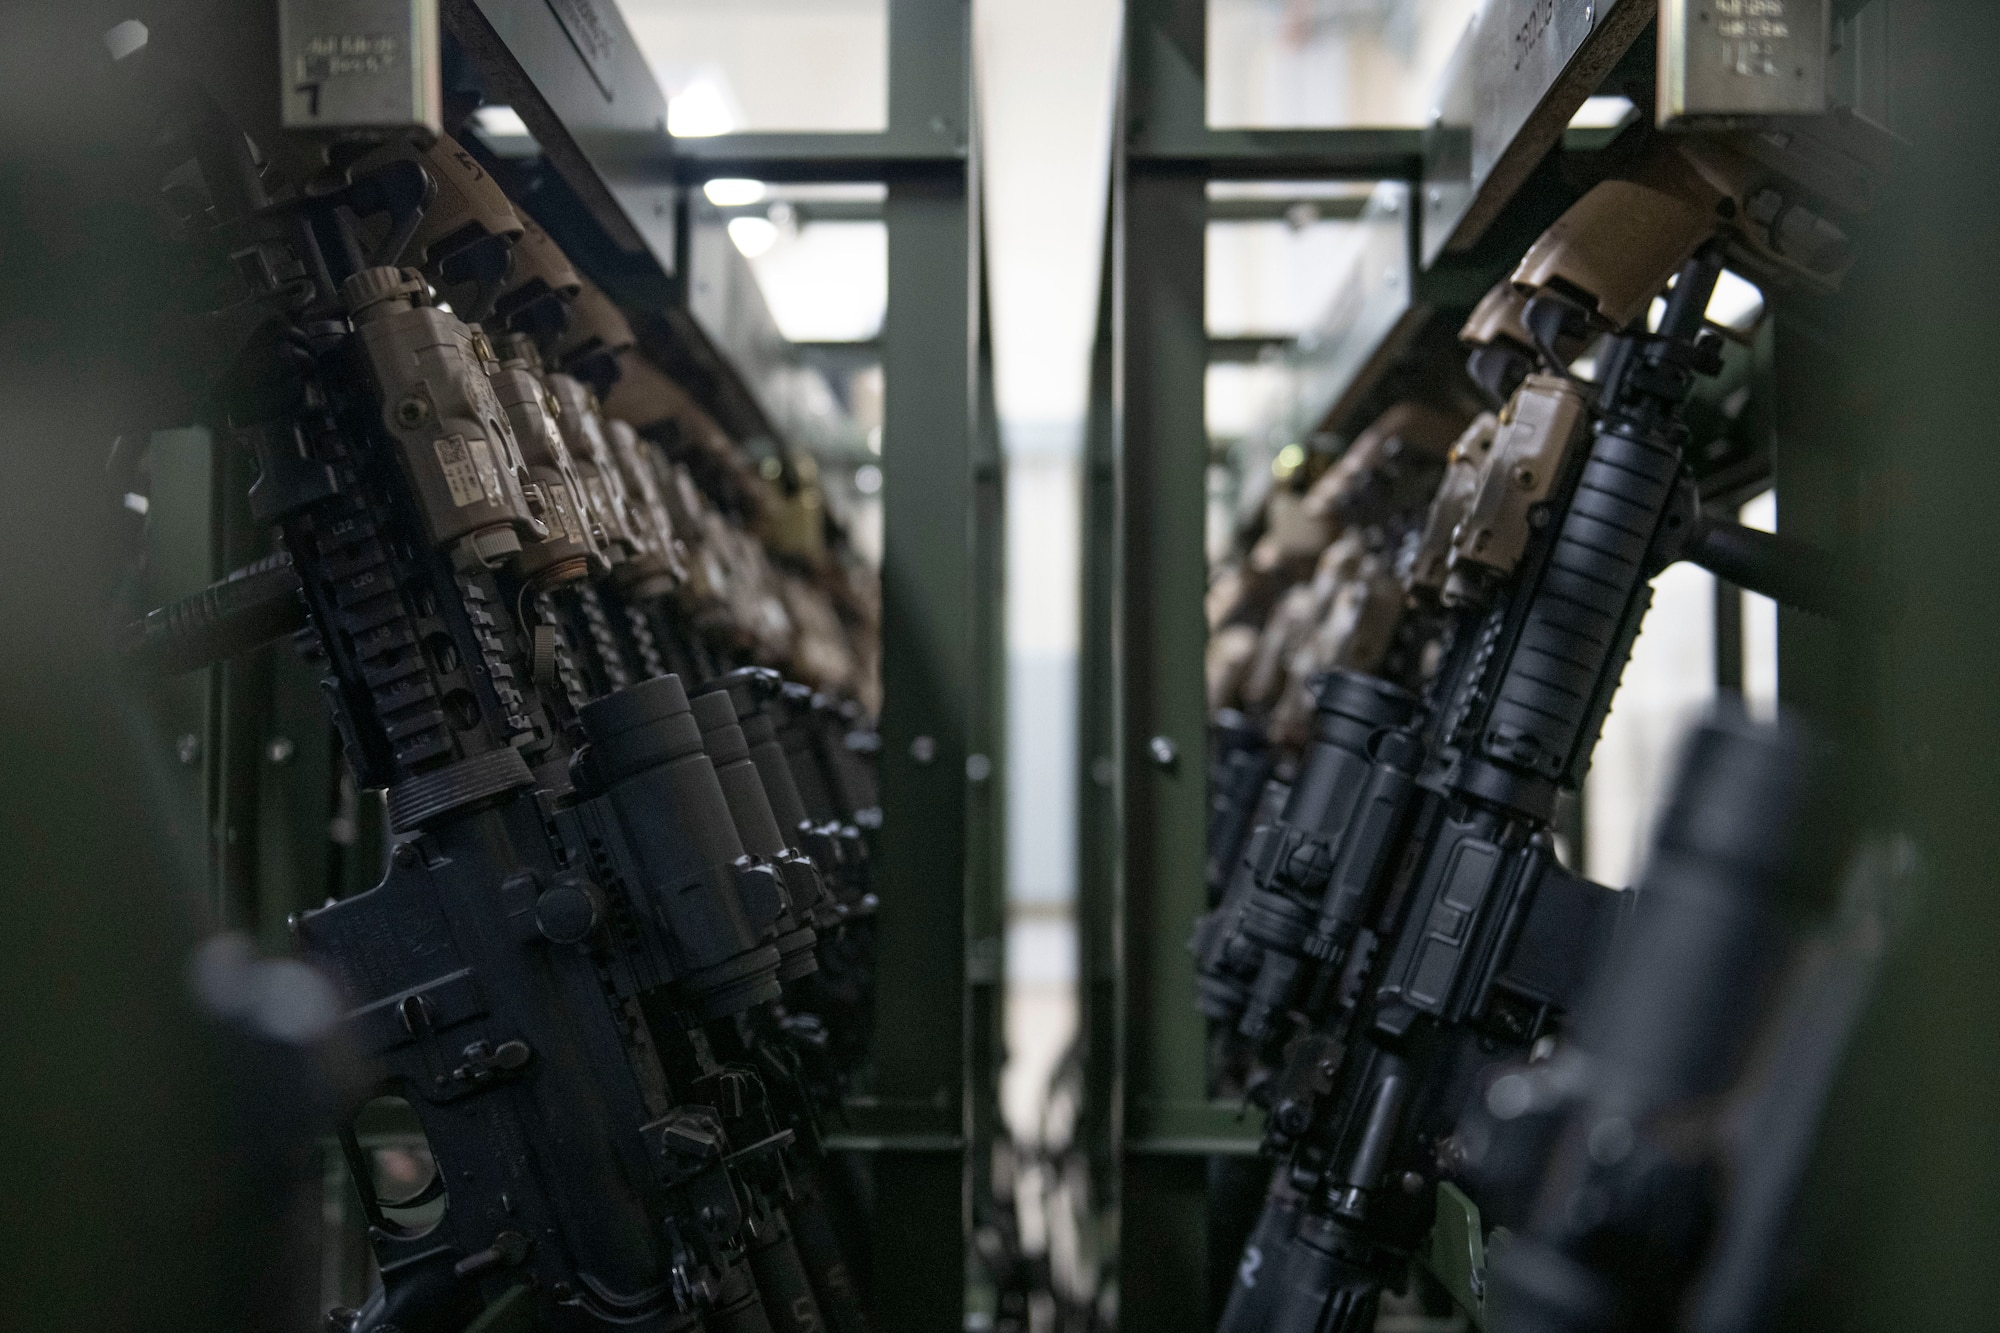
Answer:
[435,435,503,508]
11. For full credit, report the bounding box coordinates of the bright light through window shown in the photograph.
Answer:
[1586,562,1717,888]
[668,77,737,137]
[471,105,531,139]
[1707,269,1766,333]
[1568,95,1637,129]
[615,0,887,133]
[104,18,148,60]
[703,178,767,207]
[727,215,779,258]
[1207,0,1478,128]
[1647,269,1768,335]
[1206,218,1370,338]
[1740,489,1779,719]
[739,220,887,343]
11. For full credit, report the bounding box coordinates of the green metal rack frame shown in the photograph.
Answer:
[1080,2,1925,1325]
[1080,7,1435,1322]
[1077,1,1693,1324]
[146,3,998,1328]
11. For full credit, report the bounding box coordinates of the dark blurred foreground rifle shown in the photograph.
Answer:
[1463,707,1899,1333]
[110,19,880,1330]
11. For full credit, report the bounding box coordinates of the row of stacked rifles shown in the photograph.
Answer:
[115,47,887,1333]
[1193,135,1895,1333]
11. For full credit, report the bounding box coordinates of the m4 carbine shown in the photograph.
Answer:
[1200,401,1466,950]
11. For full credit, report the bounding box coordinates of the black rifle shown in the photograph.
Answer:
[1465,707,1892,1333]
[1197,245,1735,1333]
[1207,709,1277,905]
[697,670,882,1087]
[273,261,790,1332]
[124,61,866,1328]
[114,424,880,1333]
[365,175,878,1130]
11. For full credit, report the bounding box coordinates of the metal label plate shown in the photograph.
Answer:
[1660,0,1829,123]
[279,0,442,136]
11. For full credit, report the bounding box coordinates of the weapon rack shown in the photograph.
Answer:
[1075,0,1903,1325]
[135,3,1002,1328]
[44,0,2000,1327]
